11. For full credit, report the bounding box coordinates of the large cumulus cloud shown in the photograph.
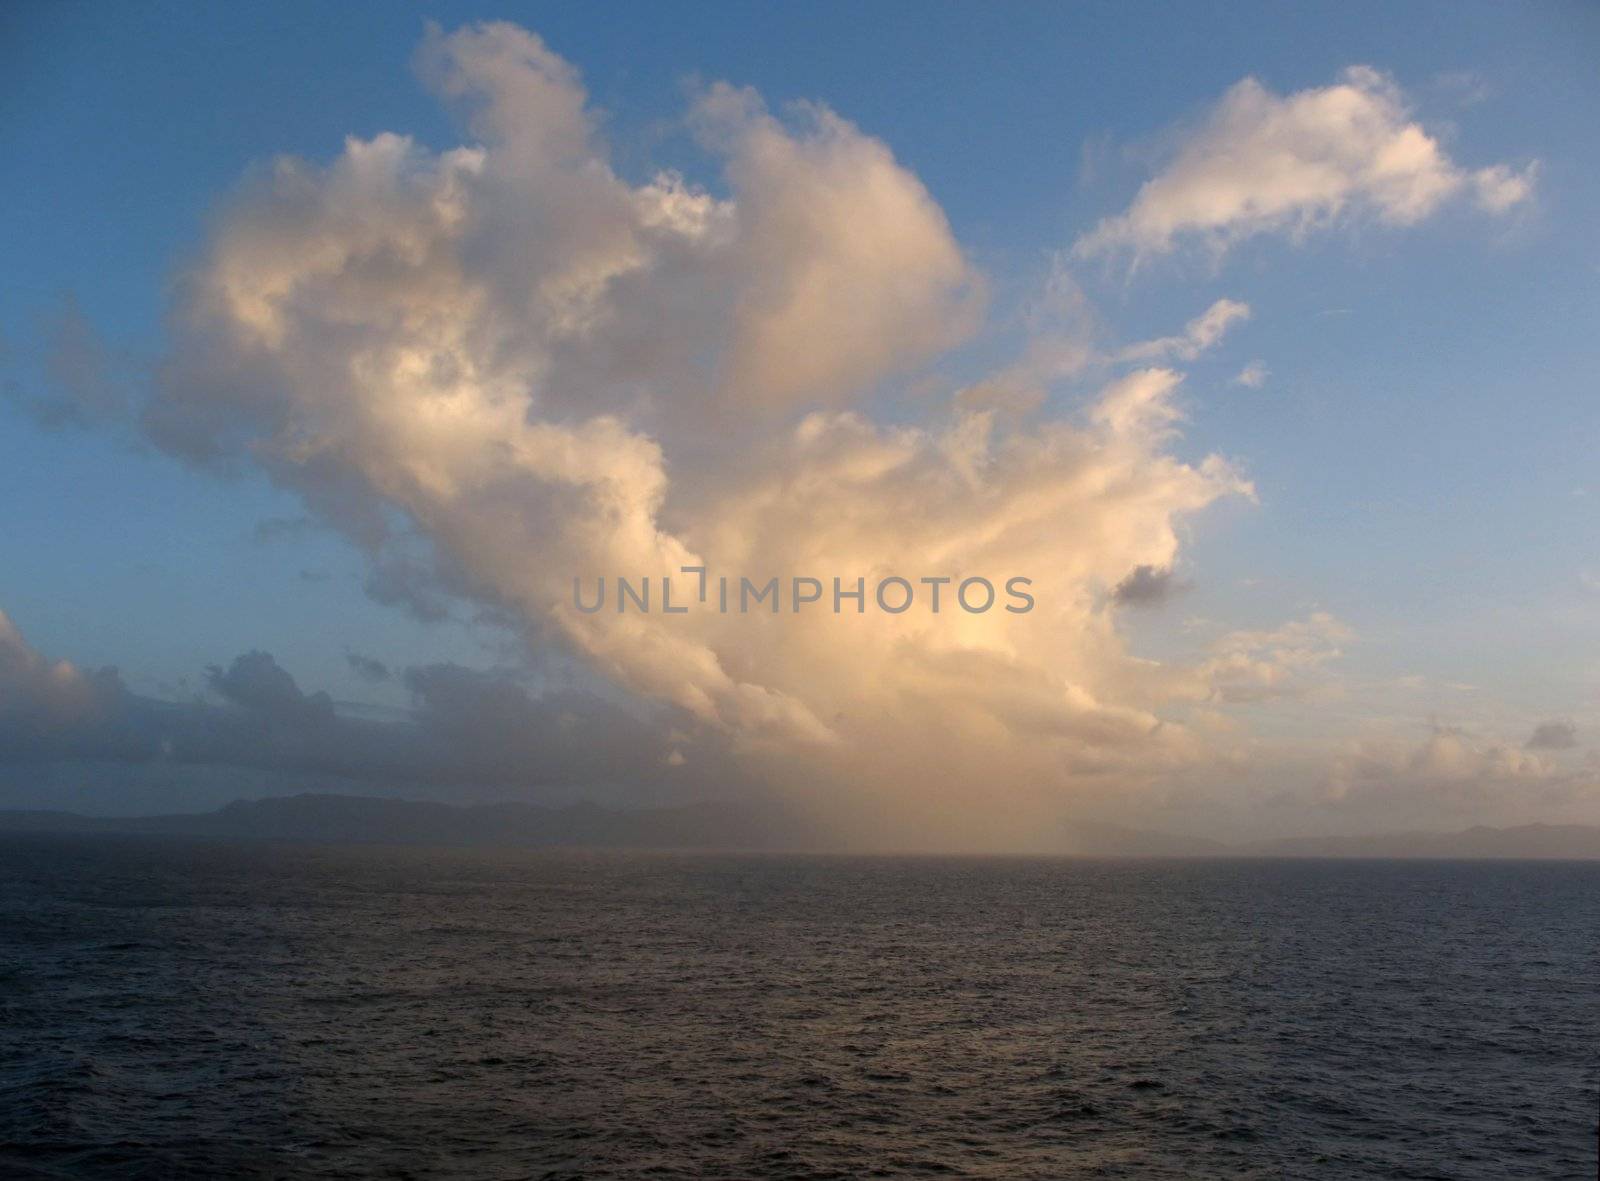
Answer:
[124,21,1287,845]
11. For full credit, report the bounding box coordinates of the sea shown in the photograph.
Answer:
[1,836,1595,1179]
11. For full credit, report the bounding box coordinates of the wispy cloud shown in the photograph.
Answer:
[1074,66,1536,262]
[1120,298,1251,362]
[1231,360,1269,389]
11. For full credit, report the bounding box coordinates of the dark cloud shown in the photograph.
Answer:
[1,612,717,807]
[1526,720,1577,751]
[364,553,450,623]
[345,651,392,683]
[207,650,335,721]
[1112,565,1189,608]
[401,663,704,790]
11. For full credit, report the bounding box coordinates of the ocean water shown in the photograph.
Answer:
[0,837,1595,1179]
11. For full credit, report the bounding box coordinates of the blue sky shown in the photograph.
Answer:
[1,3,1597,840]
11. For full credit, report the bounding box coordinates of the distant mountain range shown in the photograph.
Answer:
[1057,819,1600,859]
[2,793,1599,858]
[1243,825,1600,860]
[0,793,826,851]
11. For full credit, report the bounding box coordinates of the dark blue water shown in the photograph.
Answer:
[1,837,1595,1179]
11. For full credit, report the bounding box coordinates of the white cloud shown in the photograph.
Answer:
[690,83,983,412]
[1231,360,1269,388]
[1200,612,1352,704]
[1074,66,1535,261]
[1317,725,1578,818]
[1472,162,1538,213]
[1120,298,1250,362]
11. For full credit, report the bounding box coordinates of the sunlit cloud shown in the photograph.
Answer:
[1074,66,1536,262]
[121,21,1298,845]
[5,21,1577,846]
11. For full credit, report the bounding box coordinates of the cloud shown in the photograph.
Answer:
[1120,298,1251,362]
[0,609,134,759]
[1526,720,1577,751]
[1231,360,1269,389]
[1315,724,1582,820]
[1472,162,1538,214]
[689,82,984,412]
[1405,726,1548,782]
[208,650,335,721]
[118,19,1287,848]
[1201,612,1351,704]
[398,661,725,794]
[0,609,707,806]
[364,551,452,624]
[345,651,392,683]
[15,22,1557,846]
[1112,565,1189,608]
[4,589,1586,842]
[1074,66,1535,261]
[1432,71,1493,109]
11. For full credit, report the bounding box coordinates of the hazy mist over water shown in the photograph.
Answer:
[1,837,1596,1179]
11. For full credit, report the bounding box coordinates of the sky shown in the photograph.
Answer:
[2,2,1598,848]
